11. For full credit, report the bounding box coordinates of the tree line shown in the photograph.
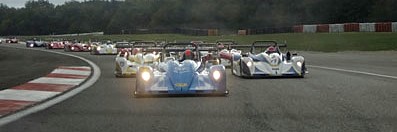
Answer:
[0,0,396,35]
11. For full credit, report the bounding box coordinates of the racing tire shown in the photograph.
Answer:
[300,62,306,78]
[64,46,70,52]
[231,60,235,76]
[239,60,243,77]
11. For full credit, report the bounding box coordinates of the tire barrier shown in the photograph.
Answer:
[392,22,397,32]
[329,24,344,33]
[359,23,375,32]
[293,25,303,33]
[303,25,317,33]
[375,22,392,32]
[316,24,329,33]
[294,22,397,33]
[344,23,360,32]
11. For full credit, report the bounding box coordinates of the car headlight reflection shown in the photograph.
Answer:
[213,70,221,80]
[141,71,151,81]
[246,61,252,67]
[297,62,302,67]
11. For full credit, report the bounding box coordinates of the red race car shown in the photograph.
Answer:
[46,40,65,49]
[5,37,18,43]
[64,42,91,52]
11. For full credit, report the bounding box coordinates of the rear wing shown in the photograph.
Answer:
[141,47,162,52]
[115,42,133,48]
[197,43,219,52]
[216,40,237,50]
[162,43,198,52]
[226,40,287,53]
[252,40,286,47]
[216,40,237,45]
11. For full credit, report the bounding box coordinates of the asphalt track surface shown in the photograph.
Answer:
[1,44,397,131]
[0,45,88,90]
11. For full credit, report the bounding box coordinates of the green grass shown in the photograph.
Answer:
[19,32,397,52]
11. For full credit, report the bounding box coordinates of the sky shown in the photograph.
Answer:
[0,0,85,8]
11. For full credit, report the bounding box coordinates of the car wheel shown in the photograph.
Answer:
[64,46,70,52]
[300,62,306,78]
[239,60,243,76]
[231,60,235,75]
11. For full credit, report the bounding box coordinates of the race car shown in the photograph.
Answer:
[216,40,241,67]
[64,41,91,52]
[90,41,118,55]
[114,44,161,77]
[5,37,18,43]
[134,42,228,96]
[231,40,307,78]
[46,40,65,49]
[26,38,47,47]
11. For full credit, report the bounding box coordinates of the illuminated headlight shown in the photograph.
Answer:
[71,47,75,50]
[30,44,34,47]
[247,61,252,67]
[297,62,302,67]
[50,44,54,46]
[141,71,151,81]
[213,70,221,80]
[97,47,101,50]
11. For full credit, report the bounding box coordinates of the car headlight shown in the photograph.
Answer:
[297,62,302,67]
[246,61,252,67]
[97,47,101,50]
[141,71,151,81]
[213,70,221,80]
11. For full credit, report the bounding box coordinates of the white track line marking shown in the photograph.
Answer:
[0,89,60,102]
[308,65,397,80]
[0,46,101,126]
[30,77,85,85]
[51,68,91,76]
[60,66,91,70]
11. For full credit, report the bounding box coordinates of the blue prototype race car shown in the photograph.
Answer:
[134,43,228,96]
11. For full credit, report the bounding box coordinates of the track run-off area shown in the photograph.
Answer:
[0,43,397,132]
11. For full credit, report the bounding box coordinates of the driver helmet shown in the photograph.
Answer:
[266,46,276,53]
[119,49,129,57]
[184,49,194,60]
[132,48,140,55]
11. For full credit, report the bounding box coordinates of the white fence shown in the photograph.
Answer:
[359,23,375,32]
[392,22,397,32]
[303,25,317,33]
[329,24,344,33]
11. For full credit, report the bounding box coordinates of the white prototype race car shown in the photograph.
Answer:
[231,40,307,78]
[216,40,241,67]
[114,44,161,77]
[90,41,118,55]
